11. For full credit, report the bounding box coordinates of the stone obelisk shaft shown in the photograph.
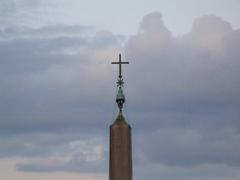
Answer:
[110,54,132,180]
[109,113,132,180]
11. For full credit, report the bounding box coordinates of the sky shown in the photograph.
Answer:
[0,0,240,180]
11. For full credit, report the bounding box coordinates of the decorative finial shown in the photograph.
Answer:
[111,53,129,112]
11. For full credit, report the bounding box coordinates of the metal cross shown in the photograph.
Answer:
[111,54,129,79]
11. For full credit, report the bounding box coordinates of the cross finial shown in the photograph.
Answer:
[111,53,129,85]
[111,53,129,112]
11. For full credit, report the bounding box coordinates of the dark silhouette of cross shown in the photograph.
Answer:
[111,54,129,79]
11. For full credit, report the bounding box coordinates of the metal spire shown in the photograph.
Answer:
[111,53,129,112]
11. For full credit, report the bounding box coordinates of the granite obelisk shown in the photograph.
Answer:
[110,54,132,180]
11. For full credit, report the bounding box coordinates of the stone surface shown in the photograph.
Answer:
[109,112,132,180]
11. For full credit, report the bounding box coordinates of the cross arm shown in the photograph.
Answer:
[111,62,129,64]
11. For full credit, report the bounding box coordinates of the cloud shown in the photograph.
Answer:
[0,25,90,40]
[124,12,240,179]
[126,12,172,60]
[137,128,240,167]
[15,138,107,173]
[0,24,123,135]
[126,13,240,111]
[0,132,108,173]
[0,23,119,174]
[191,15,232,51]
[0,11,240,180]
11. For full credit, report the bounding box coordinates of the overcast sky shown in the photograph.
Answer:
[0,0,240,180]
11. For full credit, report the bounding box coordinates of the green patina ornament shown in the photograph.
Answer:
[116,86,125,102]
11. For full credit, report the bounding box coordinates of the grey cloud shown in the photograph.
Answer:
[0,130,107,173]
[139,12,171,37]
[126,13,240,111]
[0,11,240,180]
[91,30,124,49]
[133,163,240,180]
[0,0,45,28]
[0,1,16,16]
[10,133,108,173]
[16,156,107,173]
[124,12,240,171]
[0,25,122,136]
[137,128,240,167]
[0,25,90,39]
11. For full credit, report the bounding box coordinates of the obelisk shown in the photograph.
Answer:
[110,54,132,180]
